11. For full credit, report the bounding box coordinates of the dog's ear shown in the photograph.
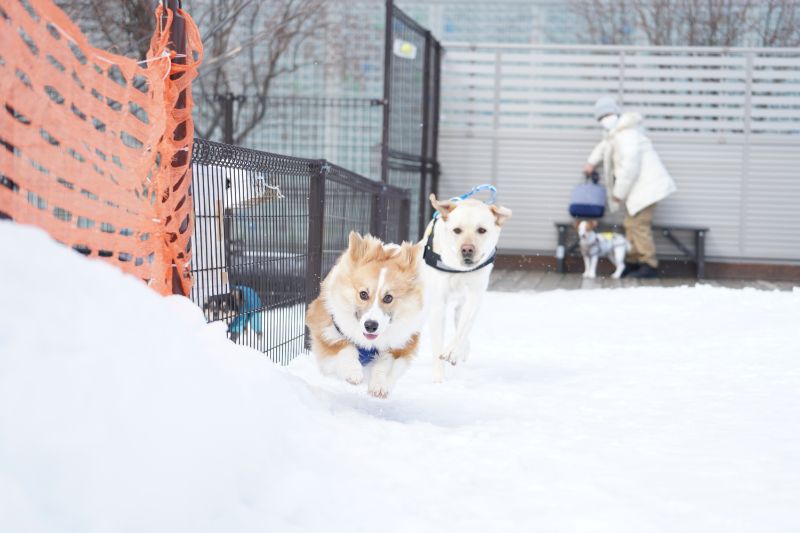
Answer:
[397,240,423,271]
[430,193,456,221]
[573,219,581,229]
[588,220,598,230]
[230,288,243,308]
[347,231,367,262]
[362,234,388,263]
[490,204,512,227]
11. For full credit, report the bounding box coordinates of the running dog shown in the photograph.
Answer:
[306,232,424,398]
[423,194,512,383]
[576,220,629,279]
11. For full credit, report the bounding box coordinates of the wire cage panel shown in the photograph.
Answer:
[190,138,409,364]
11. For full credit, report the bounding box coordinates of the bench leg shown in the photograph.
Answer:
[696,230,706,279]
[556,225,567,273]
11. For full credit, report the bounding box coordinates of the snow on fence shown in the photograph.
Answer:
[190,138,410,364]
[438,43,800,264]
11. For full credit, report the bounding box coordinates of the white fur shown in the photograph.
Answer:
[421,199,508,383]
[317,345,364,385]
[361,267,389,334]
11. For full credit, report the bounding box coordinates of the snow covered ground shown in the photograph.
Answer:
[1,222,799,533]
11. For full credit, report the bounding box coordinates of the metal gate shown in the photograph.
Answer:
[381,0,442,240]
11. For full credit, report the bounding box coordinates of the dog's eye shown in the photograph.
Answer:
[477,227,487,234]
[382,294,393,304]
[359,290,369,301]
[453,227,462,234]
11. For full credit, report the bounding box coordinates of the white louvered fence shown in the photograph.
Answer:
[438,43,800,263]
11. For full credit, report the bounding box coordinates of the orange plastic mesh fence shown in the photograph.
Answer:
[0,0,203,295]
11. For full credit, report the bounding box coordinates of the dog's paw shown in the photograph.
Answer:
[438,351,458,366]
[343,363,364,385]
[432,360,445,383]
[368,379,390,399]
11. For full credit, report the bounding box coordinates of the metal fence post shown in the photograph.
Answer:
[214,92,244,145]
[399,196,411,243]
[380,0,394,184]
[370,185,388,239]
[419,30,432,234]
[223,93,235,145]
[430,41,442,199]
[305,160,327,308]
[163,0,188,296]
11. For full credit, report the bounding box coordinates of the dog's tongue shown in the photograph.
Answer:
[363,333,378,341]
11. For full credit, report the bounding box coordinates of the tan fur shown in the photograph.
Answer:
[490,204,512,226]
[429,193,457,221]
[574,219,599,231]
[305,298,349,359]
[389,333,420,360]
[430,193,512,227]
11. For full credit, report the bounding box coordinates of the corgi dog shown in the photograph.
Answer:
[306,232,424,398]
[423,194,512,383]
[576,220,630,279]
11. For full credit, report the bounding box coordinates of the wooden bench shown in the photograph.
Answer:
[555,221,710,278]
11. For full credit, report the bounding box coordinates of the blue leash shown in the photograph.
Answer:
[432,184,497,219]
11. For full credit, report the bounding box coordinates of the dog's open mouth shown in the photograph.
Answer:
[363,333,378,340]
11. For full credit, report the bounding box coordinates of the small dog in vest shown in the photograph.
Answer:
[576,220,630,279]
[203,286,263,342]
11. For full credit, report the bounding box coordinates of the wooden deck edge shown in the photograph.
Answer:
[495,254,800,282]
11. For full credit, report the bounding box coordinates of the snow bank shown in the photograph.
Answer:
[1,222,799,533]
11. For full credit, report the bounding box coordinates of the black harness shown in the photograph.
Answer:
[422,218,497,274]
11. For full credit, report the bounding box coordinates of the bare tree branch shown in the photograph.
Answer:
[568,0,799,46]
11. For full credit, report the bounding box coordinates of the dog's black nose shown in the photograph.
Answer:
[364,320,379,333]
[461,244,475,258]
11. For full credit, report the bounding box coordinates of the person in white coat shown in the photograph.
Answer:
[583,97,677,278]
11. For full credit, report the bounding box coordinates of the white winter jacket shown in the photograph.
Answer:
[587,112,677,216]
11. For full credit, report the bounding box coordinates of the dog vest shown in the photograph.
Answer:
[582,232,627,257]
[228,285,263,334]
[423,218,496,274]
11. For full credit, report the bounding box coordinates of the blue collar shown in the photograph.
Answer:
[356,346,379,366]
[333,320,379,366]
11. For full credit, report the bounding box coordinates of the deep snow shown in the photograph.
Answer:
[1,222,799,533]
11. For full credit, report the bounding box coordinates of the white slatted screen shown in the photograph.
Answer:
[439,43,800,263]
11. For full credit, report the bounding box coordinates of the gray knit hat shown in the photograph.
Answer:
[593,96,621,121]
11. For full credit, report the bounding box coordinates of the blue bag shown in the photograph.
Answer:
[568,171,606,218]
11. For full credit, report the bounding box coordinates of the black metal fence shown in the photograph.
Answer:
[199,1,441,240]
[214,95,384,180]
[190,138,410,364]
[382,0,442,240]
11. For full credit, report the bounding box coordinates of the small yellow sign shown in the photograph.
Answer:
[393,38,417,60]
